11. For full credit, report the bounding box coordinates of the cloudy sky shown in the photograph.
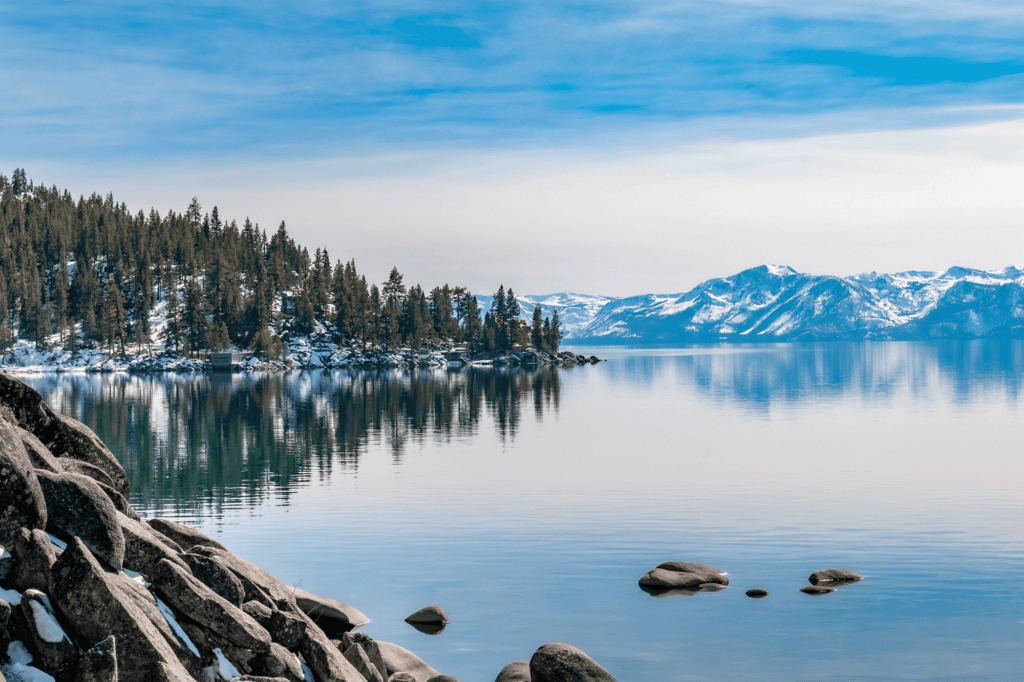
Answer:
[4,1,1024,296]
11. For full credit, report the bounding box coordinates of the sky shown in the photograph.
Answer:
[3,1,1024,297]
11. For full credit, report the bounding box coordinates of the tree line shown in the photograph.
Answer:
[0,169,561,357]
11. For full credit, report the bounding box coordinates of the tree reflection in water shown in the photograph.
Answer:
[23,367,562,516]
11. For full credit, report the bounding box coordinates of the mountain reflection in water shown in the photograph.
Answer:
[23,367,562,515]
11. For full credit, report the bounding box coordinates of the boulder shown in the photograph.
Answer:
[268,609,308,651]
[344,642,384,682]
[11,527,56,593]
[406,621,446,635]
[251,642,305,682]
[745,588,769,598]
[388,675,418,682]
[36,470,125,571]
[150,558,272,653]
[426,677,459,682]
[496,662,531,682]
[181,553,245,606]
[77,635,117,682]
[242,601,274,629]
[808,569,862,585]
[41,413,130,499]
[21,589,78,679]
[186,547,292,609]
[529,643,617,682]
[404,606,447,625]
[293,588,369,635]
[59,460,115,490]
[119,513,191,580]
[377,641,439,682]
[18,428,62,474]
[147,519,228,553]
[800,585,836,595]
[638,562,728,591]
[0,374,53,434]
[343,633,387,681]
[49,537,196,682]
[0,418,48,547]
[97,482,140,522]
[299,625,368,682]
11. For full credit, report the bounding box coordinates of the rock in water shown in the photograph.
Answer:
[404,606,448,625]
[0,418,48,546]
[745,588,769,598]
[638,562,729,591]
[151,558,272,653]
[808,569,863,585]
[147,519,228,553]
[49,537,195,682]
[11,527,56,593]
[495,662,531,682]
[181,553,246,607]
[377,641,440,682]
[530,644,617,682]
[35,470,125,571]
[42,413,130,499]
[21,589,78,678]
[293,587,370,635]
[800,585,836,595]
[78,636,118,682]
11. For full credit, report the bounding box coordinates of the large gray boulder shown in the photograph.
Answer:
[119,513,191,579]
[181,552,245,606]
[60,460,115,490]
[293,587,370,634]
[99,482,140,521]
[342,633,387,682]
[404,606,447,625]
[638,562,729,591]
[41,413,130,499]
[377,641,440,682]
[344,642,384,682]
[0,374,53,434]
[251,642,305,682]
[77,635,117,682]
[147,519,228,553]
[18,428,62,473]
[21,589,78,679]
[0,418,48,547]
[267,609,307,651]
[150,558,272,653]
[529,643,617,682]
[36,470,125,571]
[189,546,294,609]
[299,624,368,682]
[808,568,862,585]
[49,538,196,682]
[11,527,56,593]
[495,661,531,682]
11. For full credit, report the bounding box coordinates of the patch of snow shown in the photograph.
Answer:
[1,549,10,560]
[123,568,149,586]
[212,648,240,681]
[24,591,68,644]
[298,656,315,682]
[2,640,56,682]
[0,586,24,605]
[155,596,201,657]
[46,534,67,550]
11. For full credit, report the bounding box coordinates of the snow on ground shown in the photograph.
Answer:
[1,641,56,682]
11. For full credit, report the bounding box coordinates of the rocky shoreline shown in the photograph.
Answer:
[0,338,602,374]
[0,373,619,682]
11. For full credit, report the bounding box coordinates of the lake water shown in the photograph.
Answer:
[20,342,1024,681]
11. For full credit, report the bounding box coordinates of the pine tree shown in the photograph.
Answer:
[100,279,128,355]
[164,286,183,352]
[549,309,562,352]
[532,304,544,349]
[182,278,209,355]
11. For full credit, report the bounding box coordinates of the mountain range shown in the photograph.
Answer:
[508,265,1024,344]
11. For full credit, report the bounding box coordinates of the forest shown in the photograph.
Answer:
[0,169,562,358]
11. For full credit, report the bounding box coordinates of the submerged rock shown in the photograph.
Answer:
[745,588,769,598]
[529,643,618,682]
[800,585,836,595]
[638,562,729,592]
[0,418,48,547]
[808,569,862,585]
[36,470,125,571]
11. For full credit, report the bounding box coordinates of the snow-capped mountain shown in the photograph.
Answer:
[565,265,1024,343]
[477,292,613,335]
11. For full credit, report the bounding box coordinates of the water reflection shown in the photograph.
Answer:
[22,367,562,515]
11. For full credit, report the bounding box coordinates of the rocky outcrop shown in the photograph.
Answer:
[638,562,729,592]
[344,642,384,682]
[495,661,531,682]
[377,641,440,682]
[119,513,191,579]
[21,589,78,678]
[181,553,245,606]
[59,460,115,490]
[50,538,196,682]
[17,428,62,474]
[529,643,618,682]
[0,418,48,547]
[78,635,118,682]
[10,527,56,593]
[0,374,53,434]
[147,519,228,553]
[187,547,294,610]
[293,588,369,635]
[36,470,125,571]
[808,568,862,584]
[342,633,387,682]
[41,413,130,499]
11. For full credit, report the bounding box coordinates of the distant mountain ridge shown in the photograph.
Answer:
[560,265,1024,344]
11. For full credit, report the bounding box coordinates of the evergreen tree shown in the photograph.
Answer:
[100,279,128,354]
[548,309,562,352]
[164,286,183,352]
[182,278,210,355]
[381,267,405,346]
[532,304,544,349]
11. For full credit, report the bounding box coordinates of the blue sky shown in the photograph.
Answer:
[4,1,1024,294]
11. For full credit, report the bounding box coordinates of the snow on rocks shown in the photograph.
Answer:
[21,590,77,678]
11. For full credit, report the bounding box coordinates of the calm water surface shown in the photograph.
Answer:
[22,342,1024,681]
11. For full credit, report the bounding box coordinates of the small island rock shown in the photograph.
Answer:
[800,585,836,595]
[404,605,449,625]
[745,588,769,598]
[808,568,863,585]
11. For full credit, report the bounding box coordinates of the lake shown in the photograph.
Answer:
[20,341,1024,681]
